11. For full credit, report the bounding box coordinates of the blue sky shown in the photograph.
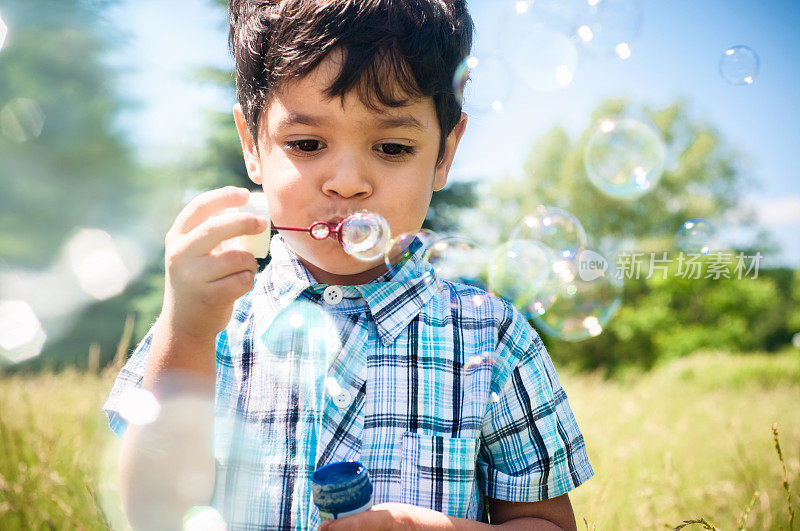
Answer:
[107,0,800,266]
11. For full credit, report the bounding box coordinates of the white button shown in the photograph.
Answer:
[322,285,344,305]
[333,389,352,410]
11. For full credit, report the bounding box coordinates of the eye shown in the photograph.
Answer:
[286,139,324,154]
[376,143,415,158]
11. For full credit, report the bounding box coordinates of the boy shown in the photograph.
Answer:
[104,0,593,529]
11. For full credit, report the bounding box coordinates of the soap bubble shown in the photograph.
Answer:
[384,229,439,278]
[510,206,588,260]
[719,45,759,85]
[574,0,641,57]
[584,117,666,199]
[526,0,584,34]
[1,98,45,142]
[340,212,392,261]
[498,7,579,91]
[675,218,714,255]
[0,299,46,365]
[453,54,514,114]
[531,251,623,341]
[66,228,132,300]
[424,237,488,289]
[488,240,556,313]
[184,506,228,531]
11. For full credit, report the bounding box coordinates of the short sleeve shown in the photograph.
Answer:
[476,306,594,502]
[102,322,230,439]
[102,325,155,438]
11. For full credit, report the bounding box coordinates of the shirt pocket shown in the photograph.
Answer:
[400,432,479,518]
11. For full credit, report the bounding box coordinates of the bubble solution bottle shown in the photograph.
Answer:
[220,192,271,258]
[310,461,373,521]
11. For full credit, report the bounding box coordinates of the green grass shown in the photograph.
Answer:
[1,350,799,529]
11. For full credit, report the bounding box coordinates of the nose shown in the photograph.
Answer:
[321,150,373,199]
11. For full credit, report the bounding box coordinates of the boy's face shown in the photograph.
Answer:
[233,52,467,285]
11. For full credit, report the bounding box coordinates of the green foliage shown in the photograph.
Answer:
[0,0,143,270]
[477,99,792,372]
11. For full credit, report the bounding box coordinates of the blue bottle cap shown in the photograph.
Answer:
[310,461,373,517]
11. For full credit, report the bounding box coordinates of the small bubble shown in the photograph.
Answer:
[675,218,714,255]
[339,212,392,261]
[719,45,759,86]
[385,229,439,277]
[575,0,642,57]
[453,54,514,114]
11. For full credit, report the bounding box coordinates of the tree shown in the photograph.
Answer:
[0,0,143,269]
[476,99,788,373]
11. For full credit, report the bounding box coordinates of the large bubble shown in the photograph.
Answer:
[531,249,623,341]
[574,0,642,58]
[584,117,666,200]
[719,45,759,86]
[498,6,579,91]
[487,239,557,314]
[675,218,715,255]
[510,206,588,260]
[340,212,392,261]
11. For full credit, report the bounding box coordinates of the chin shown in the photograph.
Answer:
[283,235,385,278]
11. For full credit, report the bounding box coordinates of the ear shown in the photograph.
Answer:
[433,112,468,192]
[233,103,263,185]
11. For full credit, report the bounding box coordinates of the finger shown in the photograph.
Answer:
[197,250,259,283]
[207,268,257,300]
[184,212,270,256]
[173,186,251,234]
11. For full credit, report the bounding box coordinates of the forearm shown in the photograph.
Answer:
[426,515,568,530]
[119,317,218,529]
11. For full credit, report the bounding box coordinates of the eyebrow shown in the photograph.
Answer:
[276,112,426,132]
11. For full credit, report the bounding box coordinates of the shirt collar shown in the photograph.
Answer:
[260,234,438,347]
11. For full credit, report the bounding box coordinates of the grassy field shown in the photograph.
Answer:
[1,350,799,529]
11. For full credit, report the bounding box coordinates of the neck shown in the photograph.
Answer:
[296,256,389,286]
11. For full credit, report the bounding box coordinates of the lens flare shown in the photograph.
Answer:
[66,228,132,300]
[339,212,392,261]
[1,98,45,142]
[584,117,666,200]
[184,506,228,531]
[0,299,46,364]
[719,45,759,86]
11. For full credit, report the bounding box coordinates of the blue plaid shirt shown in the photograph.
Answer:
[104,235,593,529]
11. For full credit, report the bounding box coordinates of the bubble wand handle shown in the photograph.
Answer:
[271,220,344,242]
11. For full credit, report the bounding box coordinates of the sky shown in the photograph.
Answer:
[106,0,800,266]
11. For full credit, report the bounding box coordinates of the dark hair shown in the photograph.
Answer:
[228,0,474,161]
